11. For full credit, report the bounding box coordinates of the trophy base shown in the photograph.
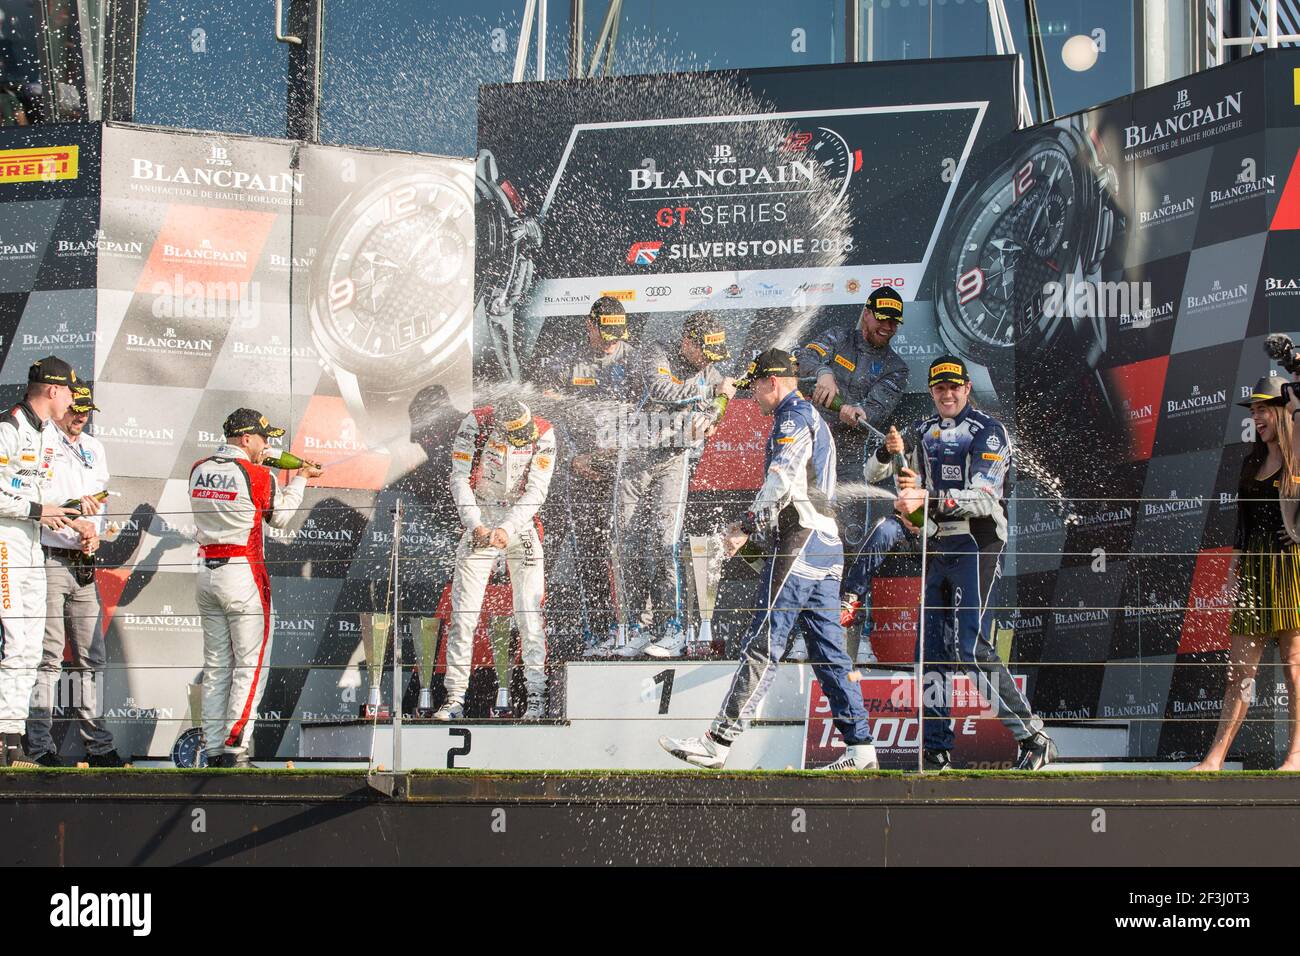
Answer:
[360,704,392,719]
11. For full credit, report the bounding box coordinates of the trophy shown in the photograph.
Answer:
[489,614,514,717]
[688,534,724,658]
[360,613,392,719]
[414,617,441,715]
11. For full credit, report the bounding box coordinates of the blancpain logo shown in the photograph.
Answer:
[1138,193,1195,226]
[1143,493,1206,518]
[273,615,316,633]
[1052,607,1110,627]
[123,605,201,629]
[628,160,815,192]
[1009,612,1044,629]
[304,435,365,452]
[891,334,945,357]
[267,520,355,544]
[1124,90,1243,149]
[56,229,145,258]
[1164,384,1227,416]
[542,290,588,305]
[1101,701,1161,717]
[22,321,95,348]
[1121,399,1155,422]
[233,336,317,359]
[269,247,316,271]
[1209,174,1275,206]
[1185,280,1248,312]
[150,277,258,321]
[162,238,248,266]
[1013,517,1064,537]
[0,234,39,258]
[1119,299,1175,328]
[1265,277,1300,297]
[1073,506,1134,528]
[1172,698,1224,714]
[125,327,215,354]
[97,417,176,445]
[131,157,303,194]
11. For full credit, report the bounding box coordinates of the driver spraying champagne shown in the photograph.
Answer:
[891,356,1055,771]
[659,349,877,771]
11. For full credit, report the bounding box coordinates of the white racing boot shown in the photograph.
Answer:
[645,622,687,659]
[432,700,464,721]
[614,625,653,658]
[824,743,880,770]
[658,732,731,769]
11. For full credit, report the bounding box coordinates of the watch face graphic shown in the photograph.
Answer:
[936,128,1090,362]
[311,166,474,390]
[783,126,857,227]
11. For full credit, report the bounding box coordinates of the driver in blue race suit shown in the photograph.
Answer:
[891,355,1056,771]
[658,348,876,771]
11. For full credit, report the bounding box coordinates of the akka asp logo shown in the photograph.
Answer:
[626,241,662,266]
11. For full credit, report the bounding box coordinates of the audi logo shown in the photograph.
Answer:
[644,286,672,297]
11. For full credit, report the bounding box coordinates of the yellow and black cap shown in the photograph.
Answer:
[928,355,971,387]
[589,295,629,342]
[866,286,904,322]
[1237,374,1288,407]
[224,407,286,439]
[683,311,730,361]
[28,355,77,387]
[744,347,799,382]
[495,399,538,447]
[70,385,100,414]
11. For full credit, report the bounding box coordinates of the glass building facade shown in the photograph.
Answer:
[3,1,1287,150]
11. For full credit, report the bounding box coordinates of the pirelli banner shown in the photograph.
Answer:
[0,121,475,760]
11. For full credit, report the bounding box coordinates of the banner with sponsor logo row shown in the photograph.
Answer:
[0,121,473,759]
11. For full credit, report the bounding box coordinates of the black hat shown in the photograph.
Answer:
[494,399,538,447]
[28,355,78,387]
[866,286,904,321]
[70,385,99,414]
[683,311,730,361]
[589,296,629,342]
[744,347,799,381]
[223,408,286,439]
[1237,374,1288,407]
[928,355,971,387]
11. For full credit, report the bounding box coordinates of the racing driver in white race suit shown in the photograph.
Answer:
[0,356,87,767]
[189,408,322,768]
[437,399,556,721]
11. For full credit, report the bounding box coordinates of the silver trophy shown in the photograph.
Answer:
[688,534,724,657]
[415,617,441,714]
[360,613,392,718]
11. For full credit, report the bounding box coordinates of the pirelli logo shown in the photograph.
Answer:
[834,354,856,372]
[600,289,636,301]
[0,145,79,183]
[776,436,796,444]
[981,453,1002,461]
[572,376,596,386]
[703,332,725,345]
[806,342,827,357]
[452,451,472,461]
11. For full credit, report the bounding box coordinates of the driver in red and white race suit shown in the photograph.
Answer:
[189,408,322,768]
[0,357,84,767]
[437,400,556,721]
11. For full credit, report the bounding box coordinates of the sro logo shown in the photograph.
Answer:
[871,277,905,288]
[656,205,691,227]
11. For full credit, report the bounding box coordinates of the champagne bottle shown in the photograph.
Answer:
[61,489,110,513]
[798,378,845,413]
[263,450,317,470]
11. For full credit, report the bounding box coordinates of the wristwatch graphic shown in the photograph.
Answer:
[475,148,542,382]
[309,164,476,444]
[933,115,1125,410]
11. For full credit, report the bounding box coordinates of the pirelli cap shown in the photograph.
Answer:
[70,385,100,414]
[867,286,904,321]
[224,407,286,439]
[494,398,538,447]
[745,347,799,380]
[1238,374,1288,407]
[928,355,971,387]
[683,311,730,361]
[589,295,629,341]
[28,355,77,387]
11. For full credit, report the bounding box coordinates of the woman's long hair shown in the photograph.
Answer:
[1247,403,1299,497]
